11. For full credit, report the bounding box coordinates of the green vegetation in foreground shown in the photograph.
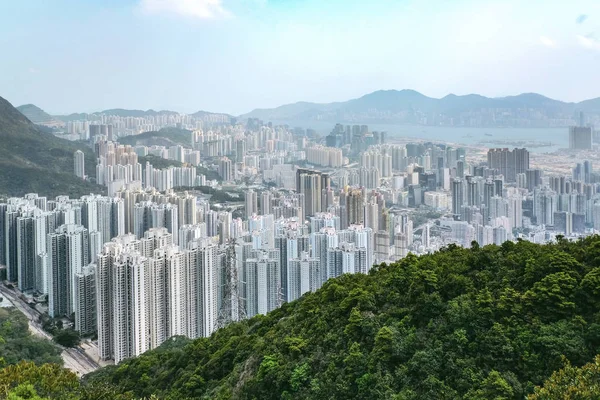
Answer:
[118,127,192,147]
[5,237,600,399]
[0,96,103,198]
[0,307,62,367]
[529,355,600,399]
[0,361,134,400]
[84,237,600,399]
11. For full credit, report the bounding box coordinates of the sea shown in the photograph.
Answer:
[274,120,569,154]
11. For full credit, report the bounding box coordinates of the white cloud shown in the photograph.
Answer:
[576,14,588,24]
[576,34,600,50]
[539,36,556,47]
[139,0,230,19]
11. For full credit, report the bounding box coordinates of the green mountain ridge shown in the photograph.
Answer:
[81,237,600,399]
[0,96,104,198]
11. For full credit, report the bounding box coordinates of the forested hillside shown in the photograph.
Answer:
[0,307,62,366]
[81,237,600,399]
[0,96,103,198]
[4,237,600,398]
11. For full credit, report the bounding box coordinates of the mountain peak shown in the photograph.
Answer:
[361,89,427,99]
[18,103,39,109]
[513,92,553,100]
[16,103,61,125]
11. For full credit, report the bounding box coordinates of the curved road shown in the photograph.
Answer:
[0,285,100,376]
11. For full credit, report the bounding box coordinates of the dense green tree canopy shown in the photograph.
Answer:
[0,308,62,367]
[529,355,600,399]
[83,237,600,399]
[53,329,80,348]
[5,237,600,399]
[0,361,138,400]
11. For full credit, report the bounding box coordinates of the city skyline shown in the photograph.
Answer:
[1,98,600,373]
[4,1,600,396]
[2,0,600,115]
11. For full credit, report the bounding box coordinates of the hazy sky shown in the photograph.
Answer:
[1,0,600,115]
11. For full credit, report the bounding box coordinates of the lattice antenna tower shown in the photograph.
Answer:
[216,239,246,329]
[276,281,285,309]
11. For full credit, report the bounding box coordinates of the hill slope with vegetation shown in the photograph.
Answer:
[4,237,600,398]
[0,307,62,366]
[118,127,192,148]
[81,237,600,399]
[0,96,103,198]
[16,104,61,126]
[138,155,184,170]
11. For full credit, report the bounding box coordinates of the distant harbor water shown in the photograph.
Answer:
[275,120,568,154]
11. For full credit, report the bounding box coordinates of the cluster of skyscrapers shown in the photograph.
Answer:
[0,169,410,363]
[326,124,386,155]
[90,140,206,195]
[11,115,600,367]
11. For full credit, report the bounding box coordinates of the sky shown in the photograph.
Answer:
[1,0,600,115]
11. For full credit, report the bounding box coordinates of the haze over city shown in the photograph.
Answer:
[4,1,600,399]
[2,0,600,114]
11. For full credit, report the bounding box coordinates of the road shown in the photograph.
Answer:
[0,284,100,376]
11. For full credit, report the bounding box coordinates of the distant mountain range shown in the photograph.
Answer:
[239,90,600,127]
[16,90,600,128]
[52,108,233,123]
[54,109,179,122]
[0,97,103,197]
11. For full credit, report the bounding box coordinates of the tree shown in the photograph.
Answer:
[580,267,600,309]
[0,308,62,366]
[6,383,45,400]
[53,329,80,348]
[524,272,578,320]
[529,355,600,399]
[466,370,514,400]
[0,361,79,398]
[83,236,600,399]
